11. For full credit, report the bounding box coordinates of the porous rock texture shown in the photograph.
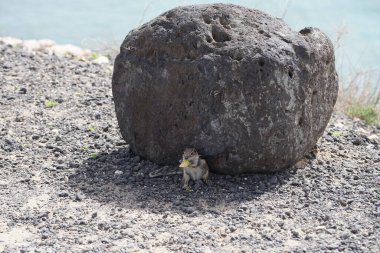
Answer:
[112,4,338,174]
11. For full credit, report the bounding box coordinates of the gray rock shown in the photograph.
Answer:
[75,193,84,201]
[58,191,69,197]
[19,87,27,94]
[113,3,338,174]
[352,138,363,146]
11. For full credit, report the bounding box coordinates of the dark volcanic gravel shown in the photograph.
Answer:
[0,43,379,252]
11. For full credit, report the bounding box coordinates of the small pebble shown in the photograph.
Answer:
[58,191,69,197]
[115,170,123,175]
[19,87,27,94]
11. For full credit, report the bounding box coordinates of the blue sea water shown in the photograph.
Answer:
[0,0,379,76]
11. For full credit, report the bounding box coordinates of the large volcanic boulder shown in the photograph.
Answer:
[112,4,338,174]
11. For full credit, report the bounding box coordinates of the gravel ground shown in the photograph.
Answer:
[0,42,379,253]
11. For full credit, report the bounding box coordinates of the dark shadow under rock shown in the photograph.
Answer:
[68,148,296,215]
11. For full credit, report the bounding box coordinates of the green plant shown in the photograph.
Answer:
[45,99,59,108]
[15,43,23,49]
[80,146,89,152]
[88,126,96,132]
[89,52,98,60]
[90,153,97,159]
[346,103,378,125]
[331,130,343,138]
[332,27,380,122]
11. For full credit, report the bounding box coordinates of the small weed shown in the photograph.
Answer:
[346,103,378,125]
[88,126,96,132]
[45,99,59,108]
[90,153,97,159]
[331,130,343,138]
[89,52,98,60]
[15,44,23,50]
[80,146,89,152]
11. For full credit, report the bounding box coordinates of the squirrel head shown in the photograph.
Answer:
[179,148,200,167]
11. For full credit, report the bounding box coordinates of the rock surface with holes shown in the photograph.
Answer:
[112,3,338,174]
